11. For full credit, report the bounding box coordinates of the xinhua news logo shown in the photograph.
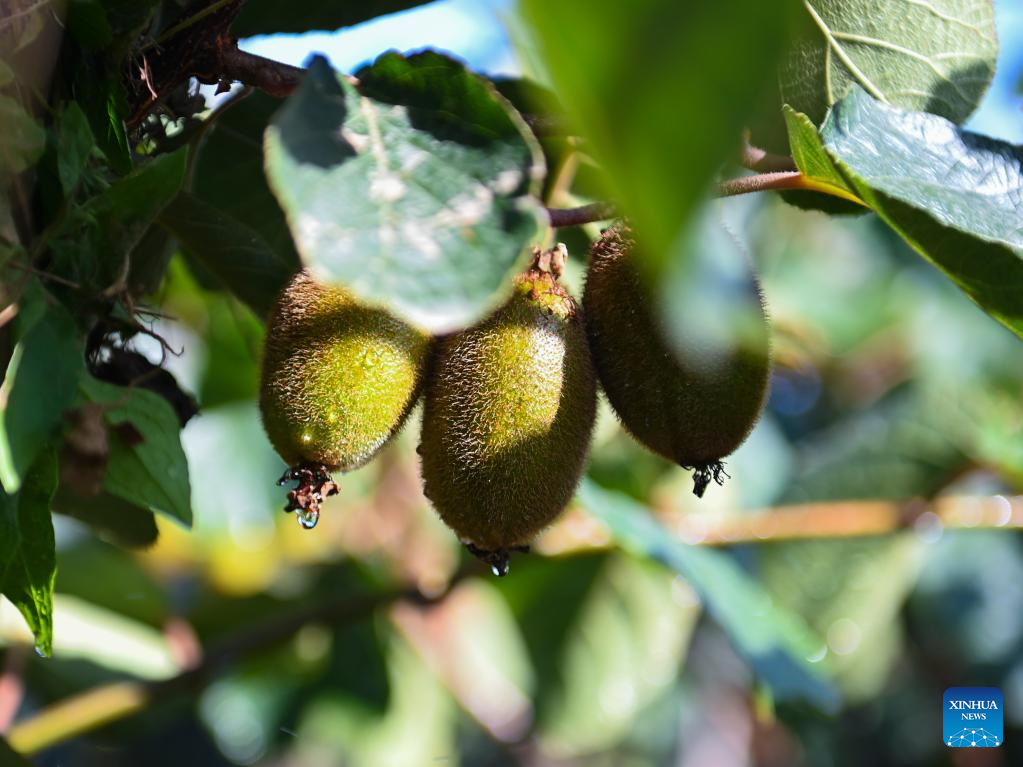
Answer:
[943,687,1003,748]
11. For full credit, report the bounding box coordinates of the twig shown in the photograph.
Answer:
[660,494,1023,546]
[546,202,618,228]
[545,170,867,228]
[217,46,306,98]
[717,171,866,205]
[6,569,476,756]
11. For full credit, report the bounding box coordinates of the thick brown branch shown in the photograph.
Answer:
[217,46,305,98]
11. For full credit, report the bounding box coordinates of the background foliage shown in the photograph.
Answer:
[2,0,1023,765]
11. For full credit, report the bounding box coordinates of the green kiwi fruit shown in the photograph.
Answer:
[260,269,430,527]
[583,223,770,496]
[419,246,597,575]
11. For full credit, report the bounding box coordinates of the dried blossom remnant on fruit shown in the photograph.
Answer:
[687,461,730,499]
[278,463,339,529]
[516,243,576,320]
[464,542,531,577]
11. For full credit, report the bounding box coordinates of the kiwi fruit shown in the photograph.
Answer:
[419,245,597,575]
[260,269,430,527]
[583,223,770,496]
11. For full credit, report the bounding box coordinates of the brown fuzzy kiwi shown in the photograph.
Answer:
[260,269,430,527]
[419,246,597,575]
[583,223,770,496]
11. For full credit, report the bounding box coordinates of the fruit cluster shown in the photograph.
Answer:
[259,224,771,575]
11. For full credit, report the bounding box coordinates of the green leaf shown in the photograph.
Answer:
[760,537,924,702]
[792,88,1023,339]
[782,388,970,503]
[231,0,434,37]
[264,53,544,332]
[0,302,84,494]
[520,0,798,271]
[126,220,175,297]
[74,65,131,174]
[159,192,294,318]
[86,148,188,255]
[780,105,868,213]
[781,0,997,126]
[56,102,96,196]
[577,478,839,710]
[53,487,159,549]
[0,448,58,656]
[80,377,192,527]
[493,553,607,722]
[197,293,264,407]
[192,91,301,266]
[783,107,854,194]
[0,94,45,183]
[537,554,699,755]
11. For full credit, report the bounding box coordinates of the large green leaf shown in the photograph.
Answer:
[520,0,798,271]
[577,479,838,710]
[192,91,301,266]
[232,0,435,37]
[80,377,192,527]
[781,0,997,126]
[0,303,84,494]
[159,192,294,318]
[0,448,58,655]
[264,52,544,332]
[787,87,1023,339]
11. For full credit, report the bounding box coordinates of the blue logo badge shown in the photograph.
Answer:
[943,687,1003,747]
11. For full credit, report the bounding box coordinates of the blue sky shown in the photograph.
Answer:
[240,0,1022,142]
[240,0,518,77]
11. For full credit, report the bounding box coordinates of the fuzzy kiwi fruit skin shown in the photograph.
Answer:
[419,271,597,552]
[260,269,430,472]
[583,223,769,483]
